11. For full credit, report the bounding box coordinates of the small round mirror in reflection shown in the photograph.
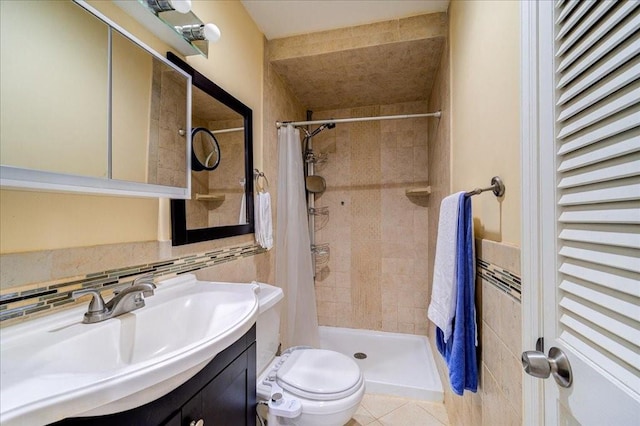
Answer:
[191,127,220,171]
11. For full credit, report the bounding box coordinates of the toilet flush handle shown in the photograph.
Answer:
[268,384,302,419]
[271,392,283,405]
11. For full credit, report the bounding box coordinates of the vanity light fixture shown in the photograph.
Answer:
[176,23,221,42]
[115,0,216,57]
[146,0,191,14]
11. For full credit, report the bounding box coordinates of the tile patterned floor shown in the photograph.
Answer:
[347,394,450,426]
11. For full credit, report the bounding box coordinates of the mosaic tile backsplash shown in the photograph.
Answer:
[0,243,265,324]
[477,259,521,301]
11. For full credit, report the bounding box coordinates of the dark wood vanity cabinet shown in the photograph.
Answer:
[52,326,256,426]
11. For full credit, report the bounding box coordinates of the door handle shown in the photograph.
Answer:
[522,347,572,388]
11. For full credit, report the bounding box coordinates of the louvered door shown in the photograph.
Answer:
[538,0,640,424]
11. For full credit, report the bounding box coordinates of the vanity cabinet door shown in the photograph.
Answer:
[182,342,257,426]
[163,411,182,426]
[201,343,254,425]
[181,391,203,426]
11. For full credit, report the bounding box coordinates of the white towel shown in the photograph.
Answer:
[255,191,273,250]
[254,193,262,244]
[239,192,247,225]
[428,191,465,341]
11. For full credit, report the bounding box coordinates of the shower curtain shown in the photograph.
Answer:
[276,125,320,348]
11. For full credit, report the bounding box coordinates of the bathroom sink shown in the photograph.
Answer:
[0,275,259,426]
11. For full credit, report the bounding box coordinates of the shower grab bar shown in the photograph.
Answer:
[276,112,441,128]
[466,176,505,197]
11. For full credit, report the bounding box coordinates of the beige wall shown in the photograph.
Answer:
[450,0,520,245]
[428,2,523,424]
[0,190,158,254]
[0,1,264,254]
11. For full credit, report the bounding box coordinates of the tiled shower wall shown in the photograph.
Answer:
[310,102,431,334]
[149,63,188,188]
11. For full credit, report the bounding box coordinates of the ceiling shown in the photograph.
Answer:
[241,0,449,111]
[241,0,449,40]
[271,38,444,111]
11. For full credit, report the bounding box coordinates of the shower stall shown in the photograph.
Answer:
[268,9,449,402]
[276,109,443,400]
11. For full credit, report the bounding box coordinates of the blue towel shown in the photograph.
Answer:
[436,194,478,395]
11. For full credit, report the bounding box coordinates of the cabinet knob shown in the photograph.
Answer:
[190,420,204,426]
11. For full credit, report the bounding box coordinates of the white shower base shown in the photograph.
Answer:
[318,326,443,401]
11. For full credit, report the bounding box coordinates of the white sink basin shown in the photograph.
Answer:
[0,275,259,426]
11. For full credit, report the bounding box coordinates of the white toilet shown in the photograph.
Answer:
[256,282,365,426]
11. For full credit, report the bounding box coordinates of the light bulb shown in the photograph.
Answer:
[203,23,221,42]
[168,0,191,14]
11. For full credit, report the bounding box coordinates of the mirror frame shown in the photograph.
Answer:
[167,52,254,246]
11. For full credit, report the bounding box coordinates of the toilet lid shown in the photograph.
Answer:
[277,349,362,401]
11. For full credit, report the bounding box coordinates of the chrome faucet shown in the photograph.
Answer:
[73,275,156,324]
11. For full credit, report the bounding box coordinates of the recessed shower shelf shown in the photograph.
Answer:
[405,186,431,197]
[195,193,225,202]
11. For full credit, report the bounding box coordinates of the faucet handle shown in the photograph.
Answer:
[133,273,155,287]
[72,289,107,314]
[133,274,156,297]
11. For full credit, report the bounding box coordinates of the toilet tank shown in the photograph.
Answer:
[255,282,284,374]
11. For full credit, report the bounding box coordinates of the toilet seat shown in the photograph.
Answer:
[270,349,363,401]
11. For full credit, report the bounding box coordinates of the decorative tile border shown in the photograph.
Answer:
[0,243,265,324]
[477,258,521,301]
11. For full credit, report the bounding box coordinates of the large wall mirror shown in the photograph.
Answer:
[168,53,254,245]
[0,0,191,198]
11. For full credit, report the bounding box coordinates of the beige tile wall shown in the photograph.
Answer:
[268,14,446,112]
[309,101,431,334]
[0,234,262,292]
[156,67,188,188]
[206,118,246,227]
[432,239,523,426]
[148,61,188,188]
[186,115,210,229]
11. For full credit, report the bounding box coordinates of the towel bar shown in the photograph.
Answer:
[466,176,505,197]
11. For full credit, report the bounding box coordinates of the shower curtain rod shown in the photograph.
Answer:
[275,111,441,128]
[211,127,244,135]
